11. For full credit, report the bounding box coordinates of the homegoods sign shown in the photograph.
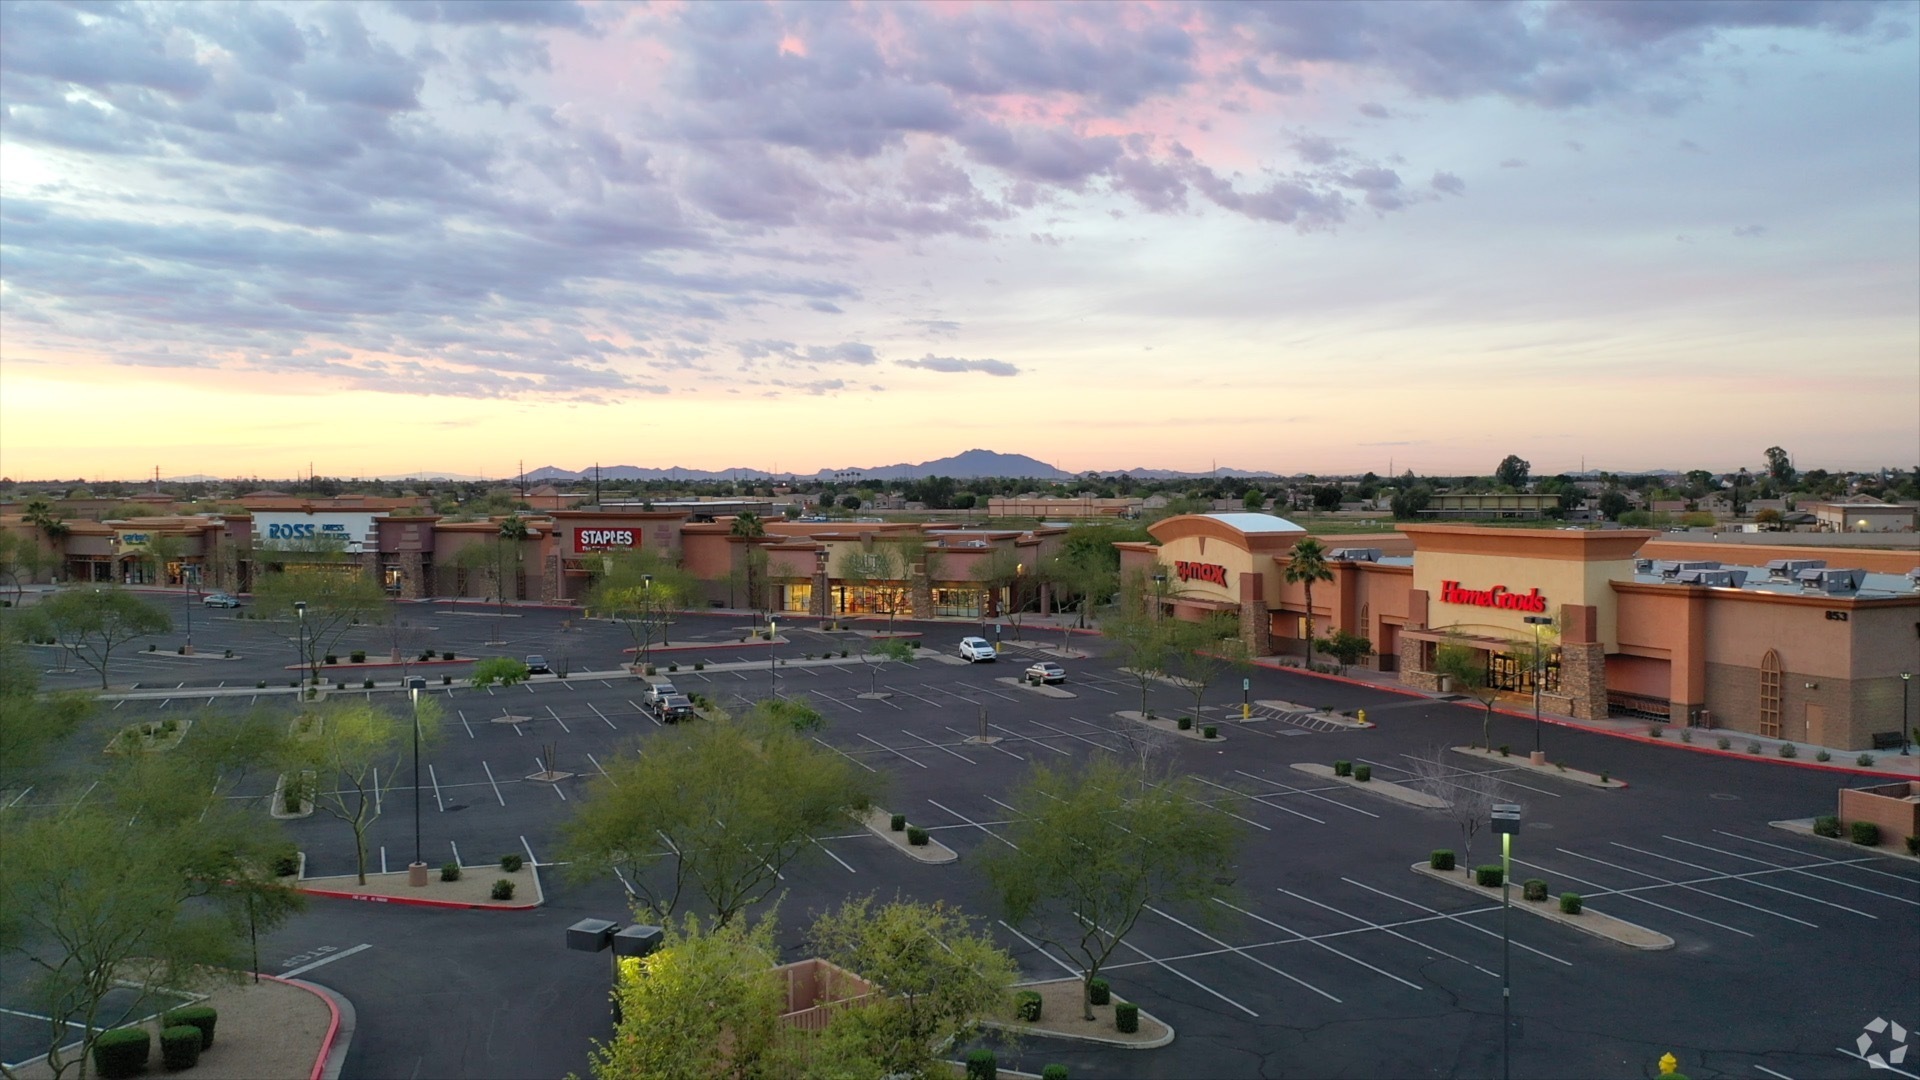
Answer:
[1439,580,1548,613]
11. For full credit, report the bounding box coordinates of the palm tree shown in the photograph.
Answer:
[1284,538,1334,670]
[730,513,767,617]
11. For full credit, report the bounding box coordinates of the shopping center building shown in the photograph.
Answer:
[1122,514,1919,751]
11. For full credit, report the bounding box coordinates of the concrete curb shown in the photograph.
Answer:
[1292,763,1446,808]
[261,974,351,1080]
[1118,710,1225,742]
[295,864,544,910]
[1450,746,1626,789]
[1768,818,1920,862]
[997,676,1074,699]
[1411,863,1674,950]
[859,808,958,864]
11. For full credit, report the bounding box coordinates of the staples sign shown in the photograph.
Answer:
[574,528,638,553]
[1438,580,1548,613]
[1175,560,1229,587]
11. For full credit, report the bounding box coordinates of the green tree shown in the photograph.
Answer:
[586,549,697,669]
[1431,635,1501,749]
[1753,507,1783,529]
[983,756,1242,1020]
[1241,488,1266,511]
[281,698,443,885]
[836,545,905,628]
[24,587,171,688]
[0,529,53,602]
[1494,455,1531,490]
[1165,615,1251,721]
[22,497,69,543]
[588,912,789,1080]
[1104,610,1176,723]
[470,656,530,687]
[1314,628,1373,675]
[861,637,916,697]
[1597,490,1631,521]
[805,896,1017,1077]
[1389,484,1432,519]
[972,547,1029,637]
[560,705,878,926]
[1283,538,1335,671]
[252,562,389,684]
[1764,445,1795,485]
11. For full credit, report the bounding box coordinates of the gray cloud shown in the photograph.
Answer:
[896,354,1020,376]
[1430,170,1466,196]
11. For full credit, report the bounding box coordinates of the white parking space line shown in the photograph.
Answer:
[997,921,1082,978]
[1666,834,1920,899]
[1338,879,1574,967]
[1232,769,1381,818]
[1097,918,1259,1018]
[1248,893,1430,989]
[812,690,864,715]
[1613,841,1877,918]
[626,699,662,727]
[281,943,372,978]
[1837,1046,1920,1080]
[988,722,1072,756]
[1752,1065,1796,1080]
[535,760,567,800]
[481,761,506,806]
[898,729,975,764]
[926,798,1017,849]
[456,710,475,739]
[1191,775,1324,825]
[811,735,879,774]
[1377,754,1562,800]
[1166,781,1271,832]
[811,837,857,874]
[945,725,1026,760]
[1028,716,1118,753]
[1557,848,1818,928]
[429,765,444,811]
[892,686,944,709]
[543,706,572,733]
[1314,883,1498,977]
[589,703,619,730]
[1714,831,1920,884]
[1147,903,1335,1000]
[856,732,928,769]
[1509,856,1753,937]
[588,753,614,782]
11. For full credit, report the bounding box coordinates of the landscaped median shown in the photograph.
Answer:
[1291,763,1446,808]
[982,978,1174,1049]
[1411,862,1673,950]
[859,807,958,864]
[998,676,1075,699]
[289,858,543,910]
[1451,745,1626,789]
[1118,710,1226,742]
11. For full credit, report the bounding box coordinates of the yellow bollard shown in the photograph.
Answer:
[1658,1052,1678,1076]
[1357,709,1367,725]
[1242,703,1250,720]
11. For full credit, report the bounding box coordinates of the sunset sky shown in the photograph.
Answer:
[2,0,1915,481]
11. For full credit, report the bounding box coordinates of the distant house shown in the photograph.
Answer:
[1650,500,1689,515]
[1810,500,1916,533]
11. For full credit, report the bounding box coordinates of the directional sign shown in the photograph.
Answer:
[1492,803,1522,834]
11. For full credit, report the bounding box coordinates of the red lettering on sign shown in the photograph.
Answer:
[1437,580,1548,613]
[573,529,638,553]
[1174,561,1230,587]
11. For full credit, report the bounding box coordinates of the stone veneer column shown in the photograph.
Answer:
[1399,636,1442,691]
[398,552,424,599]
[1560,642,1608,720]
[811,560,831,618]
[910,565,932,619]
[1239,571,1271,655]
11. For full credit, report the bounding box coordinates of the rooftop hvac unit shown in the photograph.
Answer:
[1909,568,1920,591]
[1635,559,1655,573]
[1329,548,1382,562]
[1799,568,1866,594]
[1675,569,1748,588]
[1767,558,1825,581]
[1658,560,1720,579]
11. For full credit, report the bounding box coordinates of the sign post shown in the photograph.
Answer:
[1242,677,1251,721]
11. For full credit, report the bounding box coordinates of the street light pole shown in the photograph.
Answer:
[1902,673,1912,755]
[408,676,427,886]
[1523,615,1553,755]
[769,615,779,699]
[184,565,195,655]
[642,574,653,669]
[294,601,309,687]
[1492,803,1522,1080]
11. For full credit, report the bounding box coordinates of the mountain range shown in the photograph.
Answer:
[521,449,1288,483]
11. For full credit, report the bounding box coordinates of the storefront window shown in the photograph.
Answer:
[781,583,813,613]
[1489,651,1562,693]
[837,585,908,616]
[932,587,981,618]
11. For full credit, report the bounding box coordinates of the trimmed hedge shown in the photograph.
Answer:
[1813,815,1842,838]
[161,1024,203,1070]
[1353,764,1371,782]
[1523,878,1548,902]
[890,813,906,832]
[1559,892,1583,914]
[1015,989,1043,1021]
[441,862,462,882]
[1430,850,1455,871]
[1333,760,1351,777]
[500,853,524,872]
[1114,1001,1139,1034]
[907,826,930,847]
[92,1027,151,1079]
[1043,1066,1071,1080]
[966,1048,998,1080]
[1089,976,1110,1005]
[1202,724,1218,739]
[1475,865,1504,888]
[491,879,516,901]
[1850,820,1881,846]
[163,1005,217,1049]
[1176,716,1192,731]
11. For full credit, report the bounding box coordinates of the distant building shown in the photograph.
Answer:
[1810,500,1915,533]
[1422,493,1563,519]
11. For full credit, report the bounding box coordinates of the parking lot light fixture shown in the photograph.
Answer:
[294,600,310,685]
[408,675,428,887]
[769,616,779,699]
[1902,673,1911,755]
[1492,803,1522,1080]
[1523,615,1553,754]
[642,574,653,668]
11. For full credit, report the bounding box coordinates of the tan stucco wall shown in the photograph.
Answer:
[1148,534,1261,608]
[1414,549,1634,649]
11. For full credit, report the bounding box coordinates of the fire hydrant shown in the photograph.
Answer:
[1658,1053,1680,1076]
[1357,709,1368,725]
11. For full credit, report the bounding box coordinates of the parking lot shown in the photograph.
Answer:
[5,603,1916,1079]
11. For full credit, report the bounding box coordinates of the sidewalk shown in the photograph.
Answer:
[1263,658,1920,781]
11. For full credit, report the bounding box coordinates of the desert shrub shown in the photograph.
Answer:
[694,661,706,671]
[441,862,462,882]
[1430,850,1455,871]
[1646,726,1661,739]
[442,650,455,660]
[1746,741,1762,754]
[1858,754,1876,766]
[1599,772,1609,783]
[1176,716,1192,730]
[1906,835,1919,856]
[1716,737,1731,750]
[1203,725,1218,739]
[162,1006,217,1049]
[1353,764,1371,782]
[256,680,267,689]
[1042,1066,1070,1080]
[1850,821,1881,846]
[644,664,657,676]
[500,853,523,872]
[1089,976,1110,1005]
[442,674,452,685]
[1115,1001,1139,1033]
[350,650,366,663]
[272,849,300,878]
[1475,865,1504,887]
[1816,750,1831,762]
[1813,816,1842,837]
[1333,760,1351,777]
[668,662,679,672]
[1523,878,1548,902]
[91,1028,150,1079]
[160,1024,203,1070]
[907,826,930,846]
[324,654,337,665]
[1559,892,1583,914]
[1498,744,1511,756]
[1779,743,1797,758]
[1679,729,1693,744]
[890,813,906,832]
[363,678,374,689]
[966,1048,998,1080]
[1015,990,1043,1021]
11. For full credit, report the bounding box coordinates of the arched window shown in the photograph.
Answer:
[1759,650,1782,739]
[1359,603,1370,641]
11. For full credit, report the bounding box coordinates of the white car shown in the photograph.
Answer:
[958,637,997,662]
[643,680,678,707]
[1025,661,1066,685]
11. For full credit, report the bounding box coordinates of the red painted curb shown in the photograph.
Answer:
[254,973,339,1080]
[296,886,538,911]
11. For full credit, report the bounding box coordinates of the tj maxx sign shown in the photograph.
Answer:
[1175,560,1229,587]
